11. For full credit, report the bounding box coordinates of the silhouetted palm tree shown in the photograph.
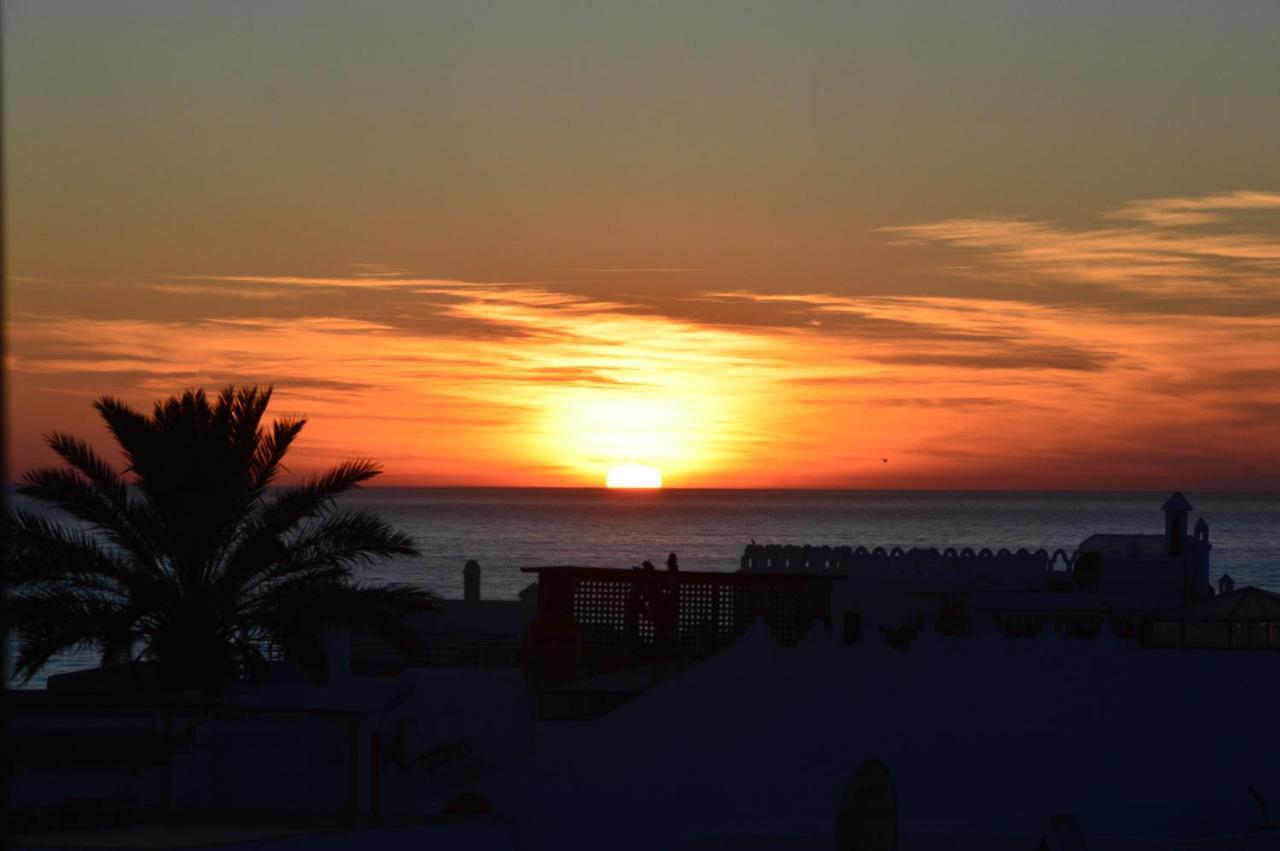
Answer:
[5,386,435,691]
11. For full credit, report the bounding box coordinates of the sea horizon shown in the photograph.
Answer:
[13,487,1278,688]
[348,485,1280,494]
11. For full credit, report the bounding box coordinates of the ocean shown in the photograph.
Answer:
[8,489,1280,687]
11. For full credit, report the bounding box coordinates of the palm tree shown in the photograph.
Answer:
[5,386,436,692]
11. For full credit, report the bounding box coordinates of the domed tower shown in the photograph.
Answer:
[1163,492,1207,604]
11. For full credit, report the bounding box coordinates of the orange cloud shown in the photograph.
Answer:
[11,265,1280,488]
[11,192,1280,488]
[879,189,1280,298]
[1108,190,1280,227]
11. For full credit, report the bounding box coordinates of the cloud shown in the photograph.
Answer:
[147,283,304,300]
[12,256,1280,487]
[693,291,1113,371]
[878,189,1280,299]
[559,267,708,273]
[165,274,481,290]
[1108,190,1280,227]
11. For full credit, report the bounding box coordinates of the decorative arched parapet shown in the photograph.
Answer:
[996,548,1012,557]
[853,546,870,557]
[1049,548,1072,570]
[834,546,854,569]
[959,547,976,558]
[871,546,888,558]
[943,547,958,558]
[889,546,905,557]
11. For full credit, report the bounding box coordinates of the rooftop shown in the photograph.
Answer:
[1158,586,1280,622]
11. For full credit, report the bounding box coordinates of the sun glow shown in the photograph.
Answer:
[606,463,663,488]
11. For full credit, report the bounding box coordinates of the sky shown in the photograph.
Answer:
[5,1,1280,488]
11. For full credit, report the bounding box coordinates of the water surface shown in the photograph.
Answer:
[10,489,1279,686]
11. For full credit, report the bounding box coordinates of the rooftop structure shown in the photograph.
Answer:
[1149,585,1280,649]
[739,492,1222,644]
[520,564,838,674]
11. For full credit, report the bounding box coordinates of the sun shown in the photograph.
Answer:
[606,463,663,489]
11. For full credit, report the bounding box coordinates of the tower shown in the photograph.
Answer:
[1161,491,1192,557]
[1193,517,1213,600]
[464,559,481,603]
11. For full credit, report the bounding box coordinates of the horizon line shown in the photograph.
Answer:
[353,485,1280,495]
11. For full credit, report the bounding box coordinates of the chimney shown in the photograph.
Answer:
[464,559,481,603]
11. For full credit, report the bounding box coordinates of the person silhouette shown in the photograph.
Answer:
[666,552,679,572]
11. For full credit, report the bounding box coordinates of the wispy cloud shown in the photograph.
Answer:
[879,189,1280,299]
[164,274,478,290]
[148,283,304,300]
[1108,190,1280,227]
[12,264,1280,487]
[559,267,708,273]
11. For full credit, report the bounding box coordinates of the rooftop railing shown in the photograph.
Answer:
[521,566,837,674]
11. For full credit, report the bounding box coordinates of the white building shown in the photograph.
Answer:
[740,492,1218,643]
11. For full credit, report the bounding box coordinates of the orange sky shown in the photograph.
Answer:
[11,191,1280,489]
[6,4,1280,488]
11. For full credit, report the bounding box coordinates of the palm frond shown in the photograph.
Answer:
[7,469,161,579]
[8,590,139,683]
[225,511,416,606]
[221,460,386,582]
[46,432,127,499]
[251,582,437,678]
[268,460,384,526]
[92,396,154,474]
[12,384,432,692]
[249,416,305,493]
[281,510,418,569]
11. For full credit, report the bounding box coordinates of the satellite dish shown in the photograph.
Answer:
[518,611,583,688]
[834,758,897,851]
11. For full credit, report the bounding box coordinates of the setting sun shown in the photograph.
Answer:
[606,463,663,489]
